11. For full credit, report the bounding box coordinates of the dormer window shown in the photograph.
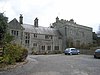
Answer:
[45,35,53,39]
[45,35,49,39]
[34,34,37,38]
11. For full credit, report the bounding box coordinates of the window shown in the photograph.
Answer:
[14,31,16,35]
[45,35,53,39]
[25,40,27,44]
[25,32,30,46]
[58,37,61,39]
[45,35,49,39]
[25,40,29,44]
[42,46,45,50]
[25,40,29,46]
[11,30,13,35]
[33,43,37,46]
[54,46,59,50]
[25,33,30,39]
[50,35,53,39]
[34,34,37,38]
[17,31,18,36]
[11,30,19,36]
[47,46,51,50]
[25,36,28,39]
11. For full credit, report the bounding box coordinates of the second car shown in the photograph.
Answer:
[64,48,80,55]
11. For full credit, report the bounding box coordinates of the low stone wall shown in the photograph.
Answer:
[80,49,94,55]
[31,50,63,55]
[80,47,100,55]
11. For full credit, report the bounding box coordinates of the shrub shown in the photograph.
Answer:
[0,48,3,56]
[31,47,38,55]
[16,48,28,62]
[0,57,3,63]
[53,50,62,54]
[2,43,28,64]
[3,55,15,64]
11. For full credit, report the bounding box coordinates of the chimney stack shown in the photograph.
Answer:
[19,14,23,24]
[56,16,59,23]
[34,17,38,27]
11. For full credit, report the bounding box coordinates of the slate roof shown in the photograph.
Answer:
[8,18,24,30]
[22,24,62,36]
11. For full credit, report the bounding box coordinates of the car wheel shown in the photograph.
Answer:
[69,53,72,55]
[77,53,80,55]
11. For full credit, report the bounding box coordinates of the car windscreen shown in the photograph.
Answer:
[95,49,100,52]
[71,49,77,51]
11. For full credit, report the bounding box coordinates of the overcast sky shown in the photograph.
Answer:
[0,0,100,32]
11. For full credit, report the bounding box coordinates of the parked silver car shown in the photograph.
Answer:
[64,48,80,55]
[94,49,100,58]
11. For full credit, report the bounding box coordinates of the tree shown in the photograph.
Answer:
[4,33,14,43]
[93,25,100,46]
[0,13,8,46]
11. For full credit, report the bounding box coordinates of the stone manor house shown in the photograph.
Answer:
[8,15,93,53]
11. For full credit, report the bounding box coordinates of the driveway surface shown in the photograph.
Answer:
[0,54,100,75]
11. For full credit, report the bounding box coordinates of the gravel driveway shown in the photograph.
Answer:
[0,54,100,75]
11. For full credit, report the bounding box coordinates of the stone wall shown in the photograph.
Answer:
[53,18,93,49]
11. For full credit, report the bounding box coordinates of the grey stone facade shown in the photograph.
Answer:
[8,15,93,53]
[52,17,93,50]
[22,24,62,53]
[8,16,62,54]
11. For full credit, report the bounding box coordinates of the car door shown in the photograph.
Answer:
[71,49,77,54]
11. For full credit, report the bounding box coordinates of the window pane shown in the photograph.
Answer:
[47,46,51,50]
[55,46,59,50]
[45,35,49,39]
[33,43,37,46]
[34,34,37,38]
[17,31,18,36]
[11,30,14,35]
[14,31,16,35]
[42,46,45,50]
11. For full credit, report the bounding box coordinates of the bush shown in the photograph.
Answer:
[53,50,62,54]
[2,43,28,64]
[0,57,3,63]
[16,48,28,62]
